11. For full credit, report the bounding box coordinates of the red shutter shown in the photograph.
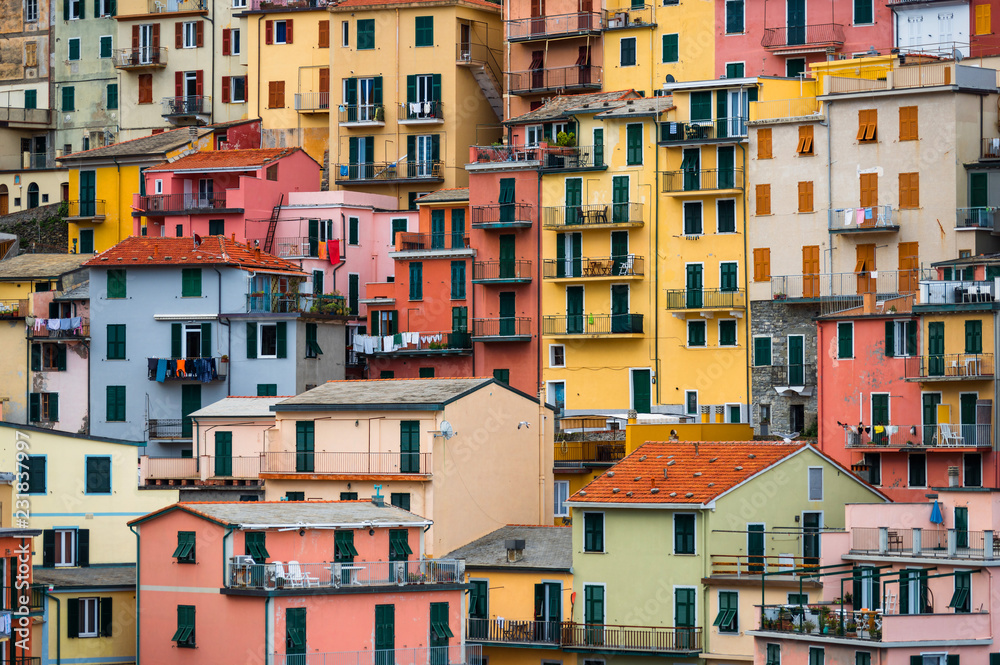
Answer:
[265,20,273,44]
[196,21,204,47]
[195,70,204,97]
[285,19,293,43]
[222,76,231,103]
[222,28,230,55]
[175,22,183,49]
[132,25,140,49]
[152,24,160,48]
[175,71,183,97]
[139,74,152,104]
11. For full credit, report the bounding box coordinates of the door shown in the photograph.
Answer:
[787,0,806,45]
[530,0,544,36]
[747,524,765,573]
[898,242,919,293]
[459,22,471,56]
[611,231,629,275]
[566,286,584,334]
[286,608,306,665]
[970,172,988,214]
[584,585,604,645]
[429,603,450,665]
[856,244,876,295]
[499,292,516,336]
[180,385,201,438]
[400,421,420,473]
[556,233,581,277]
[802,245,819,298]
[214,431,232,477]
[675,588,695,649]
[899,569,927,614]
[611,284,629,333]
[431,210,445,249]
[550,382,566,415]
[198,178,213,207]
[308,219,319,257]
[415,135,433,176]
[922,393,941,444]
[872,394,889,445]
[788,335,804,385]
[533,583,561,642]
[928,322,945,377]
[955,506,969,549]
[682,148,700,191]
[499,235,515,279]
[960,393,978,447]
[0,185,7,216]
[717,146,735,189]
[802,512,820,566]
[726,89,748,136]
[138,24,153,63]
[79,230,94,254]
[565,179,582,225]
[375,605,395,665]
[318,68,330,109]
[295,422,314,472]
[631,369,651,413]
[358,77,375,121]
[80,170,96,217]
[612,175,629,223]
[686,264,703,308]
[413,75,433,117]
[469,580,488,639]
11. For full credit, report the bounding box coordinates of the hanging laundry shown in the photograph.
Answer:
[34,318,46,331]
[864,207,873,220]
[156,359,168,382]
[47,319,60,331]
[855,208,865,225]
[70,316,82,331]
[844,209,852,226]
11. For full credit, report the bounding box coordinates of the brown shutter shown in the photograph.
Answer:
[757,127,771,160]
[860,172,878,207]
[175,22,183,49]
[276,81,284,107]
[152,24,160,48]
[196,21,204,47]
[175,71,183,97]
[265,20,273,44]
[222,76,230,103]
[319,67,329,94]
[756,184,771,215]
[222,28,230,55]
[139,74,152,104]
[132,25,140,49]
[318,20,330,47]
[195,70,204,97]
[285,19,293,43]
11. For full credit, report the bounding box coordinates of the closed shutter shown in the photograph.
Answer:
[753,248,770,282]
[754,337,771,365]
[838,323,853,359]
[626,124,642,165]
[756,184,771,215]
[201,322,212,358]
[175,22,183,49]
[319,20,330,47]
[246,322,257,358]
[662,33,678,62]
[265,20,273,44]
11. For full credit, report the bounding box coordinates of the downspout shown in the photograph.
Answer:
[538,389,545,524]
[738,141,749,411]
[256,15,262,128]
[128,524,140,664]
[42,588,61,665]
[332,213,346,293]
[265,596,272,665]
[203,4,216,125]
[825,101,833,272]
[113,156,122,243]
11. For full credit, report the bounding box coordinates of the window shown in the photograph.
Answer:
[757,128,772,159]
[32,342,66,372]
[341,20,349,46]
[755,184,771,215]
[554,481,569,517]
[173,532,196,563]
[357,19,375,49]
[899,172,919,209]
[688,320,706,347]
[583,512,604,552]
[25,89,37,110]
[854,0,873,24]
[99,35,113,58]
[662,33,678,62]
[107,83,118,110]
[62,86,75,112]
[268,81,285,108]
[258,322,284,358]
[138,74,153,104]
[67,37,81,61]
[106,386,126,422]
[257,384,278,396]
[286,492,305,501]
[626,124,642,165]
[855,653,871,665]
[233,0,246,6]
[451,261,466,299]
[966,320,983,353]
[753,337,772,366]
[182,21,200,48]
[899,106,918,141]
[965,453,982,487]
[173,605,196,647]
[857,109,877,142]
[719,320,737,347]
[26,0,38,21]
[72,597,102,638]
[683,201,702,235]
[29,393,58,422]
[886,320,917,357]
[452,306,467,333]
[909,453,927,487]
[303,322,322,358]
[181,268,202,297]
[418,367,435,378]
[766,644,781,665]
[349,217,359,245]
[685,390,698,416]
[674,514,695,553]
[390,493,410,510]
[67,0,82,18]
[227,76,247,103]
[409,262,423,300]
[808,467,823,500]
[726,0,744,32]
[107,269,126,298]
[798,181,814,212]
[977,4,992,35]
[620,37,636,66]
[715,591,738,633]
[340,491,358,500]
[720,262,738,292]
[387,529,410,561]
[493,369,509,384]
[717,200,736,233]
[390,218,408,245]
[85,456,111,494]
[808,647,824,665]
[796,125,814,155]
[22,455,45,494]
[207,219,225,236]
[950,571,971,613]
[318,21,328,48]
[549,344,565,368]
[274,20,290,44]
[245,532,268,561]
[863,453,881,485]
[753,248,770,282]
[725,62,744,78]
[415,16,433,46]
[838,322,853,359]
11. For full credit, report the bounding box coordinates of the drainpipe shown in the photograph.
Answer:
[536,165,543,395]
[113,157,122,243]
[41,587,61,665]
[213,268,229,397]
[825,101,833,273]
[538,389,545,524]
[264,595,272,665]
[129,523,142,664]
[203,5,216,125]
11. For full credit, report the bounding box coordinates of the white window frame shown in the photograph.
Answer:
[718,318,738,347]
[258,322,278,358]
[180,323,204,358]
[232,0,247,7]
[98,0,113,15]
[231,27,241,56]
[68,0,81,19]
[68,37,81,61]
[672,512,697,555]
[26,0,38,22]
[716,198,737,234]
[838,321,854,359]
[341,20,350,47]
[687,319,707,348]
[553,480,569,517]
[154,179,163,194]
[724,61,746,78]
[892,320,914,357]
[274,20,288,44]
[673,584,699,627]
[549,344,565,368]
[230,76,247,103]
[547,380,566,411]
[684,389,698,416]
[807,466,823,501]
[183,22,198,48]
[55,528,77,567]
[724,0,744,34]
[526,124,544,147]
[99,35,113,58]
[79,597,99,637]
[725,403,744,423]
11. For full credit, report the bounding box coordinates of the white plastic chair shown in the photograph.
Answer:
[288,560,319,587]
[939,424,965,447]
[272,561,290,587]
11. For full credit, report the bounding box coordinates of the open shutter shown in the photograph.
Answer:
[100,597,113,636]
[907,321,917,356]
[132,25,140,48]
[196,20,204,46]
[265,20,273,44]
[28,393,40,422]
[201,323,212,358]
[31,344,41,371]
[43,530,54,566]
[171,323,182,358]
[67,598,80,638]
[63,0,69,20]
[407,135,415,162]
[222,28,230,55]
[286,19,293,43]
[175,22,183,49]
[56,344,67,371]
[49,394,58,422]
[432,73,442,101]
[432,135,440,162]
[152,23,160,48]
[885,321,894,357]
[406,75,416,104]
[246,322,257,358]
[373,76,382,105]
[195,70,204,97]
[78,529,89,566]
[222,77,230,103]
[276,322,287,358]
[174,71,183,97]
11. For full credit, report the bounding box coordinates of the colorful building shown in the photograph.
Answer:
[0,527,42,664]
[129,500,478,664]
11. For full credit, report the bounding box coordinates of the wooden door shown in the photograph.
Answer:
[898,241,918,293]
[802,245,819,298]
[856,244,876,294]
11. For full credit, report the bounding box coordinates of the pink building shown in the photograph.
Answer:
[129,499,476,665]
[715,0,894,78]
[753,489,1000,664]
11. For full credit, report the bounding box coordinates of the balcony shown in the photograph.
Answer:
[272,645,481,665]
[358,331,472,356]
[553,440,625,465]
[956,207,998,229]
[0,299,28,319]
[0,152,56,170]
[142,456,197,482]
[270,236,312,258]
[0,107,51,126]
[543,313,643,336]
[65,199,106,221]
[770,269,918,305]
[710,554,818,577]
[336,104,384,126]
[137,193,238,215]
[506,12,602,42]
[749,98,821,122]
[295,92,332,114]
[903,353,994,381]
[260,451,432,476]
[844,423,992,449]
[247,293,347,315]
[761,23,845,51]
[659,117,748,143]
[471,317,531,342]
[541,145,604,171]
[472,260,532,283]
[146,357,227,382]
[982,137,1000,160]
[829,206,897,233]
[161,95,211,121]
[148,418,187,440]
[542,203,643,229]
[507,65,602,95]
[759,363,817,388]
[661,169,743,194]
[468,145,543,171]
[247,0,331,8]
[390,232,473,260]
[918,279,1000,310]
[113,47,167,69]
[334,161,444,185]
[28,317,89,339]
[664,289,746,310]
[543,255,644,279]
[850,526,998,560]
[141,455,263,485]
[144,0,206,11]
[398,101,443,125]
[604,4,655,29]
[467,619,701,654]
[229,557,463,591]
[470,203,533,228]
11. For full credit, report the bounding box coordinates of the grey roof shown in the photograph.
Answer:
[416,188,469,204]
[594,96,675,119]
[58,127,209,162]
[446,526,572,570]
[274,377,494,411]
[0,253,89,281]
[190,396,287,419]
[931,253,1000,267]
[34,564,137,589]
[138,500,431,528]
[505,90,639,125]
[54,279,89,301]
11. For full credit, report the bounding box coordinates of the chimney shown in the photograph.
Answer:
[254,247,261,259]
[371,495,385,507]
[505,539,525,563]
[862,292,876,314]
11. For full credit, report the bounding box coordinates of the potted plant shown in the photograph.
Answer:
[845,619,857,637]
[555,131,577,147]
[773,292,787,300]
[220,355,229,364]
[802,619,817,635]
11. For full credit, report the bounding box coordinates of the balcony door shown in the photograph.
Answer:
[583,585,604,645]
[802,512,821,565]
[286,608,306,664]
[960,393,978,447]
[681,148,700,191]
[725,89,748,137]
[530,0,544,36]
[198,178,213,208]
[533,582,561,642]
[955,505,969,549]
[685,264,703,309]
[899,569,928,615]
[375,605,395,665]
[788,335,804,386]
[499,292,516,336]
[717,146,735,189]
[747,523,765,573]
[498,235,515,279]
[871,394,889,445]
[786,0,805,46]
[802,245,819,298]
[566,286,584,334]
[214,431,232,477]
[415,135,433,176]
[79,170,96,217]
[412,74,433,118]
[180,385,201,438]
[400,421,420,473]
[611,284,629,333]
[631,369,651,413]
[183,70,198,102]
[928,322,945,376]
[612,176,629,224]
[922,393,941,444]
[611,230,628,275]
[138,23,153,63]
[557,232,581,278]
[674,588,695,649]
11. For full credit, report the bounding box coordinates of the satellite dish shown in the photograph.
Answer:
[665,74,675,83]
[438,421,455,440]
[954,48,964,63]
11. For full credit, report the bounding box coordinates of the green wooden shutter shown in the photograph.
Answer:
[885,320,895,357]
[432,134,440,162]
[275,321,287,358]
[593,128,604,166]
[754,337,771,365]
[49,393,58,422]
[966,320,983,353]
[30,344,41,371]
[63,0,69,20]
[450,261,465,299]
[583,512,603,551]
[375,605,395,656]
[171,323,182,358]
[67,598,79,638]
[838,323,853,359]
[373,76,382,105]
[626,124,642,165]
[400,420,420,473]
[214,431,232,476]
[690,91,712,121]
[246,322,257,358]
[201,323,211,358]
[286,607,306,655]
[99,597,113,636]
[182,268,202,297]
[409,262,423,300]
[906,321,917,357]
[28,393,40,422]
[406,75,416,104]
[432,73,442,101]
[584,585,604,624]
[662,33,678,62]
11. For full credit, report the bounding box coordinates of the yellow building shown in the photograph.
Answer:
[328,0,503,209]
[447,525,576,665]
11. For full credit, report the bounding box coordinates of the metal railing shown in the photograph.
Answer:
[664,289,745,309]
[335,161,443,182]
[148,419,186,439]
[137,193,229,213]
[759,363,817,386]
[472,317,531,338]
[296,93,332,112]
[710,554,818,577]
[337,104,384,124]
[469,145,543,165]
[759,605,881,641]
[456,41,503,95]
[66,199,106,218]
[761,23,845,48]
[506,12,603,40]
[144,456,198,479]
[659,117,748,142]
[207,455,262,478]
[543,255,644,278]
[146,357,226,381]
[398,101,443,122]
[161,95,211,116]
[540,145,603,170]
[396,232,470,251]
[749,98,821,122]
[29,317,89,338]
[604,4,654,28]
[248,294,347,315]
[661,168,743,192]
[543,313,643,335]
[467,618,562,644]
[273,645,481,665]
[542,203,642,228]
[146,0,204,11]
[270,236,312,258]
[830,206,896,231]
[554,440,625,464]
[467,619,699,653]
[920,279,999,305]
[472,260,532,281]
[903,353,994,380]
[850,526,994,559]
[982,137,1000,160]
[113,47,167,68]
[507,65,602,94]
[844,423,993,449]
[956,207,998,229]
[260,451,432,475]
[229,558,463,590]
[770,269,920,301]
[470,203,533,227]
[0,299,27,319]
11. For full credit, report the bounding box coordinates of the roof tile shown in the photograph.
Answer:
[146,147,301,172]
[82,236,306,274]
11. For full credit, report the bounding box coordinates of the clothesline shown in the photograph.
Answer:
[352,332,442,354]
[148,357,219,383]
[33,317,83,332]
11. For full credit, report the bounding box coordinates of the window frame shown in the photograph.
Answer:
[583,511,604,553]
[183,21,198,48]
[687,319,707,347]
[257,322,278,359]
[55,528,77,567]
[807,466,823,501]
[718,319,738,347]
[85,455,112,495]
[549,344,566,368]
[231,27,241,56]
[553,480,570,517]
[716,590,738,634]
[620,37,637,67]
[78,597,99,638]
[274,19,288,44]
[673,513,696,554]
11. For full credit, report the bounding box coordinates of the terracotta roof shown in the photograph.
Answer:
[146,147,301,173]
[569,442,806,505]
[593,96,675,118]
[505,90,640,125]
[332,0,500,11]
[83,236,306,274]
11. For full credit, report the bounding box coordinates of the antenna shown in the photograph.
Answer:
[431,421,455,440]
[954,48,964,63]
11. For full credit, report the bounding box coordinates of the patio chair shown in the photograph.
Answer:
[939,423,964,447]
[287,560,320,587]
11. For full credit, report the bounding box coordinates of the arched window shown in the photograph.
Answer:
[27,183,39,209]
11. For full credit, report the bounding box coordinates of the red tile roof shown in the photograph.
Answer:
[332,0,500,11]
[569,442,806,505]
[83,236,307,274]
[146,147,301,172]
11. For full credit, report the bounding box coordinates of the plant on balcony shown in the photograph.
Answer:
[773,292,787,300]
[555,131,577,147]
[802,619,817,635]
[845,619,857,637]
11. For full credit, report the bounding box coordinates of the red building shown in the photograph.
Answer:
[0,528,41,663]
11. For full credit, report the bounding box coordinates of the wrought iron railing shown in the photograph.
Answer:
[161,95,211,116]
[137,193,229,213]
[395,232,470,251]
[398,101,443,122]
[661,168,744,192]
[506,12,603,40]
[260,451,432,475]
[472,317,531,338]
[542,203,642,227]
[903,353,994,380]
[664,289,745,309]
[543,313,643,335]
[470,203,533,227]
[336,104,384,123]
[296,92,332,112]
[507,65,602,94]
[543,256,644,278]
[472,260,532,281]
[66,199,106,217]
[113,47,167,68]
[334,161,443,182]
[761,23,845,48]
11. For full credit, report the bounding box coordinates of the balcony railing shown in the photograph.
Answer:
[542,203,643,228]
[749,98,821,122]
[337,104,384,124]
[543,313,643,335]
[148,418,186,439]
[539,145,604,170]
[470,203,533,228]
[471,317,531,339]
[956,207,998,229]
[507,65,602,94]
[270,237,312,258]
[770,269,919,302]
[919,279,999,306]
[146,357,226,381]
[334,161,443,183]
[469,145,543,166]
[468,618,562,645]
[850,526,996,559]
[554,440,625,464]
[137,193,230,214]
[395,232,470,252]
[710,554,818,577]
[506,12,603,41]
[260,451,431,475]
[664,289,745,309]
[830,206,897,232]
[758,605,882,641]
[844,423,992,448]
[161,95,211,116]
[467,619,700,653]
[248,294,347,315]
[0,152,56,170]
[144,456,198,480]
[113,47,167,69]
[296,93,332,113]
[982,137,1000,159]
[661,168,743,193]
[604,5,655,28]
[543,255,644,279]
[0,299,28,319]
[398,101,443,123]
[659,117,748,142]
[228,557,463,590]
[272,645,481,665]
[66,199,106,218]
[29,317,89,338]
[758,363,817,386]
[761,23,845,48]
[248,0,331,8]
[472,260,532,282]
[903,353,994,380]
